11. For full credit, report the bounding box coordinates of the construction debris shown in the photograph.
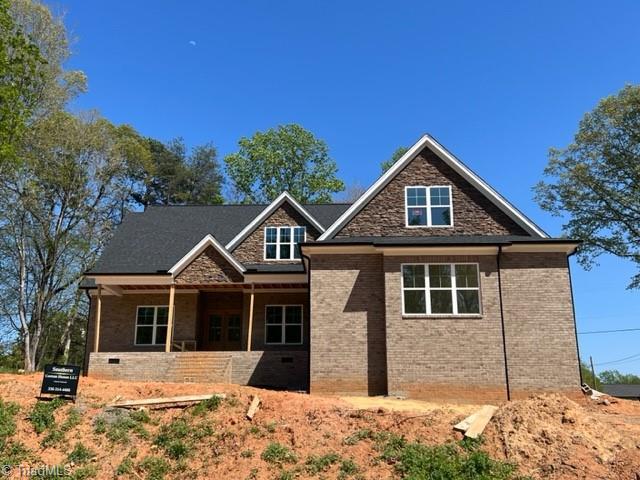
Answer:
[454,405,498,439]
[108,393,226,409]
[246,395,261,420]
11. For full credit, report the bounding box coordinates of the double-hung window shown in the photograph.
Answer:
[402,264,480,315]
[135,306,169,345]
[405,186,452,227]
[265,305,303,345]
[265,226,306,260]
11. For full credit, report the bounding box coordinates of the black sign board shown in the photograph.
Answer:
[41,364,80,397]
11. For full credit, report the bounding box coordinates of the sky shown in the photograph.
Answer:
[51,0,639,375]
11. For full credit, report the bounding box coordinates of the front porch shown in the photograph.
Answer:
[86,281,309,389]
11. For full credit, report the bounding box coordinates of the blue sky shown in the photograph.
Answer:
[53,0,639,375]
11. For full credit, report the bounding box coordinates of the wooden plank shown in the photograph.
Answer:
[109,393,226,409]
[246,395,260,420]
[464,405,498,439]
[453,412,478,432]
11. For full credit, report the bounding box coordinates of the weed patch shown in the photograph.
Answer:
[67,443,95,465]
[0,400,19,448]
[261,442,297,465]
[191,395,222,416]
[138,456,170,480]
[305,452,340,474]
[28,398,64,434]
[380,437,528,480]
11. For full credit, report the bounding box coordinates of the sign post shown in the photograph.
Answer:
[40,364,80,401]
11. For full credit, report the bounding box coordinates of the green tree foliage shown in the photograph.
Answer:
[0,0,44,166]
[381,146,408,173]
[225,124,344,203]
[0,112,150,370]
[598,369,640,385]
[535,85,640,288]
[132,138,224,207]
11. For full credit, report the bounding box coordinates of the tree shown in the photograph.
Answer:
[535,85,640,289]
[381,146,408,173]
[0,112,149,370]
[225,124,344,203]
[0,0,44,167]
[338,182,367,203]
[131,138,224,207]
[598,369,640,385]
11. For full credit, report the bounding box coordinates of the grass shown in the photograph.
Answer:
[240,449,254,458]
[115,449,137,476]
[305,452,341,474]
[42,406,85,447]
[343,428,375,445]
[190,395,222,416]
[261,442,298,465]
[28,398,65,434]
[154,418,191,459]
[0,441,31,468]
[70,465,98,480]
[264,421,277,433]
[67,443,95,465]
[100,410,150,444]
[0,400,19,448]
[379,436,529,480]
[338,459,359,478]
[138,456,170,480]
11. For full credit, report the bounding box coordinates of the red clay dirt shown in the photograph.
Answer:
[0,373,639,479]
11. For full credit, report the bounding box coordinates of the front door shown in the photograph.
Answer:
[205,311,242,351]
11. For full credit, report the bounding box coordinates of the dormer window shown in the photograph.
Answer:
[405,186,452,227]
[265,226,306,260]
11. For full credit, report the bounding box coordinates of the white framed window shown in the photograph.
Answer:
[401,263,481,315]
[405,186,453,227]
[265,305,303,345]
[135,306,169,345]
[264,226,306,260]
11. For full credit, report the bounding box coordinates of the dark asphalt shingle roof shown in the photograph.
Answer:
[601,384,640,398]
[87,204,350,275]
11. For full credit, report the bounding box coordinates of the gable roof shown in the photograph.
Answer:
[318,134,549,240]
[168,234,246,276]
[86,202,349,275]
[225,192,327,251]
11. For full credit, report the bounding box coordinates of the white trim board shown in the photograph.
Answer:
[168,234,246,276]
[225,192,325,251]
[317,134,549,240]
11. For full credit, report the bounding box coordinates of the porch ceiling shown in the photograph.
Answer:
[120,283,308,290]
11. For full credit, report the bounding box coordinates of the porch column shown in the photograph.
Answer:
[93,285,102,352]
[165,284,176,352]
[247,285,255,351]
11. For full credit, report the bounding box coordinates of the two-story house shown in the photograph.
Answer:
[81,134,581,402]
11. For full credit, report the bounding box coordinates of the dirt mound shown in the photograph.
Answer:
[484,394,639,479]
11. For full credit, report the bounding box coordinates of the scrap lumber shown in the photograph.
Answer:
[108,393,226,409]
[464,405,498,439]
[453,412,478,432]
[246,395,261,420]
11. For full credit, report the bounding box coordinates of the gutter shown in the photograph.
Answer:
[301,252,312,393]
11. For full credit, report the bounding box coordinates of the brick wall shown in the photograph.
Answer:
[89,351,307,390]
[336,147,528,237]
[175,246,243,284]
[500,252,580,394]
[309,254,387,396]
[383,255,509,403]
[232,203,321,264]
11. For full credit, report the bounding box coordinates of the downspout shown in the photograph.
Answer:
[566,252,583,386]
[301,251,312,394]
[497,246,511,401]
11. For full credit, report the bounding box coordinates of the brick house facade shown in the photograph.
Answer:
[82,134,581,402]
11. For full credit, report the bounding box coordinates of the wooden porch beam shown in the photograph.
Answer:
[247,286,255,352]
[93,285,102,352]
[165,284,176,352]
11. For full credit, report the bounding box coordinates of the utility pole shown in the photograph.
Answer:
[589,356,597,388]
